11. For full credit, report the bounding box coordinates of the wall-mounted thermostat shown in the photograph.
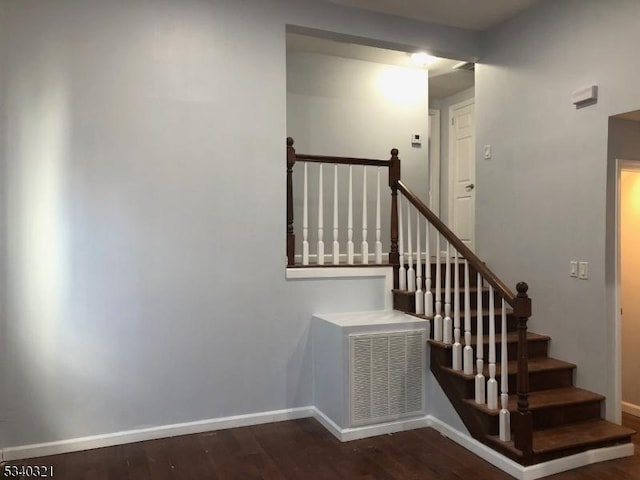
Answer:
[411,133,423,146]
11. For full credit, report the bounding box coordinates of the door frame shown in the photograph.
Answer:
[429,108,441,216]
[616,158,640,420]
[447,97,475,244]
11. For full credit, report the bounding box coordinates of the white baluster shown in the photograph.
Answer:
[361,166,369,264]
[375,168,382,264]
[317,164,324,265]
[303,162,309,265]
[443,243,452,345]
[332,165,339,265]
[424,219,433,318]
[398,196,406,290]
[434,234,442,341]
[463,260,474,375]
[347,165,354,264]
[475,273,486,404]
[500,299,511,441]
[407,201,415,292]
[452,249,462,370]
[487,285,498,410]
[415,210,424,314]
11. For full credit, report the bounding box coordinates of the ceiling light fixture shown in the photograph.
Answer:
[410,52,436,67]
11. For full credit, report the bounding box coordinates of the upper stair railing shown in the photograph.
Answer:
[286,138,533,459]
[287,137,395,266]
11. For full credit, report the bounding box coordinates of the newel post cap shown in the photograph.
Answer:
[514,282,531,318]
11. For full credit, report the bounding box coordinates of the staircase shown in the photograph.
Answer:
[393,264,635,466]
[285,138,635,469]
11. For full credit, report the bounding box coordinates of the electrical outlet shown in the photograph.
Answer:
[569,261,578,278]
[578,261,589,280]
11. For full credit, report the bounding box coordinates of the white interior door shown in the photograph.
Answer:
[428,109,441,216]
[449,99,475,250]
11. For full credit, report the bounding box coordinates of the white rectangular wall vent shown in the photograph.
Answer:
[349,330,425,426]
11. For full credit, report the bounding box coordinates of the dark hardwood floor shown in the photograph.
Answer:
[2,414,638,479]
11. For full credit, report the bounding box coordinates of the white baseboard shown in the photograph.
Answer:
[2,406,634,477]
[427,416,525,479]
[622,401,640,417]
[428,415,635,480]
[0,407,314,462]
[520,443,634,480]
[313,407,429,442]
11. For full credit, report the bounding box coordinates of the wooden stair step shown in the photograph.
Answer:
[441,357,575,380]
[465,387,603,415]
[464,387,605,432]
[429,331,549,349]
[488,419,635,459]
[438,356,575,393]
[405,308,517,333]
[406,307,515,319]
[532,419,635,455]
[429,331,550,361]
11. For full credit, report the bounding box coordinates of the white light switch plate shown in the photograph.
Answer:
[570,261,578,278]
[578,262,589,280]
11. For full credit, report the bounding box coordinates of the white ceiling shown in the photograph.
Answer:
[327,0,540,31]
[288,0,541,98]
[287,33,474,99]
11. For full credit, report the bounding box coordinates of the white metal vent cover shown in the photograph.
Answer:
[349,330,425,426]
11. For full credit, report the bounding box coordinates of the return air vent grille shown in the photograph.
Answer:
[349,330,424,426]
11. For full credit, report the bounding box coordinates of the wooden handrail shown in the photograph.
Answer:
[397,178,533,456]
[294,154,390,167]
[395,180,516,307]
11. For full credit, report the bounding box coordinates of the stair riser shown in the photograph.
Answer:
[394,293,517,334]
[430,351,575,395]
[431,339,549,365]
[529,402,602,430]
[443,370,575,401]
[476,340,549,362]
[401,263,482,288]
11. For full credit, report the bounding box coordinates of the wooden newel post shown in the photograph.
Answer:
[513,281,533,459]
[287,137,296,266]
[389,148,400,288]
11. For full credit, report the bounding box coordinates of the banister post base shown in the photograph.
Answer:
[514,411,534,461]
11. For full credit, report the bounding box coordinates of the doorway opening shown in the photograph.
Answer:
[619,161,640,423]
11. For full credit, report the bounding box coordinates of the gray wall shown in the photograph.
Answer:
[0,0,6,438]
[430,86,475,226]
[477,0,640,420]
[0,0,478,448]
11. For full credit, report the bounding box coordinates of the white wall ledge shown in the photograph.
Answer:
[286,266,394,310]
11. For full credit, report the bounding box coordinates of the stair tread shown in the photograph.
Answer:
[486,419,635,457]
[393,286,489,296]
[532,419,634,454]
[441,357,575,380]
[408,307,515,320]
[428,331,549,349]
[464,387,604,416]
